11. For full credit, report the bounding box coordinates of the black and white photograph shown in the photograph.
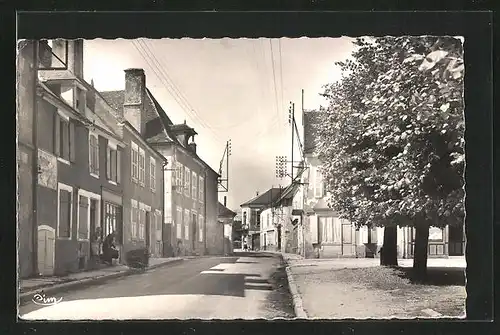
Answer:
[17,34,467,320]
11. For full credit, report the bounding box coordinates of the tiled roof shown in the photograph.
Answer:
[218,202,237,218]
[99,87,220,177]
[240,187,283,208]
[303,110,325,155]
[99,89,179,145]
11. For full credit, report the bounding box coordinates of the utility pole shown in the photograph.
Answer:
[218,139,231,193]
[289,102,295,182]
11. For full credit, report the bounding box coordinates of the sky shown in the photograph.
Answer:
[83,37,355,210]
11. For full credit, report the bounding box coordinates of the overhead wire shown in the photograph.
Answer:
[132,39,225,144]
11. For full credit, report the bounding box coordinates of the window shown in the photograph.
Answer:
[198,176,204,202]
[192,171,197,200]
[131,142,139,182]
[429,227,444,241]
[175,162,183,193]
[77,195,89,241]
[58,184,73,239]
[104,202,122,244]
[184,209,190,240]
[138,149,146,186]
[319,217,341,243]
[314,168,324,198]
[267,213,270,229]
[131,200,138,239]
[243,211,247,226]
[88,132,100,176]
[54,113,75,163]
[155,210,162,241]
[106,144,121,184]
[150,158,156,191]
[198,214,204,242]
[184,167,191,196]
[138,208,146,240]
[176,206,182,239]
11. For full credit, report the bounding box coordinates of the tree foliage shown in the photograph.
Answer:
[317,36,465,230]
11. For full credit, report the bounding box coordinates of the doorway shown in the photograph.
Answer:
[37,225,55,276]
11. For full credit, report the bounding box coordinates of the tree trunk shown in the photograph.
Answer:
[412,222,430,282]
[380,226,398,266]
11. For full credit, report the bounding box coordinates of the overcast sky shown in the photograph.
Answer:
[83,37,355,210]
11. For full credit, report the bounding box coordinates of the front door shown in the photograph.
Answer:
[341,220,354,256]
[37,225,55,276]
[145,211,151,252]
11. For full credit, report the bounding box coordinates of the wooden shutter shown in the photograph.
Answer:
[310,215,318,244]
[69,121,76,162]
[59,190,71,238]
[54,113,60,156]
[95,136,100,173]
[116,149,121,184]
[78,196,89,240]
[106,147,111,179]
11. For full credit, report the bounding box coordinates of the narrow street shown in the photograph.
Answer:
[19,252,294,320]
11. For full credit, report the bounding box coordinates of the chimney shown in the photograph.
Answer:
[224,196,227,207]
[124,68,146,134]
[256,191,259,197]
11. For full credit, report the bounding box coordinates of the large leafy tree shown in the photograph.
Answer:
[316,36,464,279]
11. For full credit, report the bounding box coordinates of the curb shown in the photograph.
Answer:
[19,258,184,306]
[279,255,308,319]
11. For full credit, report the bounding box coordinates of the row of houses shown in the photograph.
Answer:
[240,110,466,259]
[17,39,233,278]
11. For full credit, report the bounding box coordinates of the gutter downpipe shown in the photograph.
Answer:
[32,41,39,276]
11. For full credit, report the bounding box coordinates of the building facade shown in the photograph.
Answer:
[218,200,236,256]
[18,39,132,277]
[302,110,465,259]
[240,188,281,251]
[100,69,221,257]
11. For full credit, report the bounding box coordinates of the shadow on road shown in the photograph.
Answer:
[396,266,465,286]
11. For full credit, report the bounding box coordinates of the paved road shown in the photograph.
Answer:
[19,252,294,320]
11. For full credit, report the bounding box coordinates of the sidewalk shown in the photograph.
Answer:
[277,253,466,319]
[19,257,183,305]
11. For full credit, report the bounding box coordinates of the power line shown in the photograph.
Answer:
[269,39,281,125]
[132,39,225,144]
[278,39,285,118]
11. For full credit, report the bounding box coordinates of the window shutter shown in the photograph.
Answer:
[95,137,100,173]
[116,149,121,184]
[69,121,76,162]
[54,113,60,156]
[310,215,318,244]
[106,147,111,179]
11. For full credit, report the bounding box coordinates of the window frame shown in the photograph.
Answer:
[57,182,73,240]
[198,175,204,203]
[131,200,138,240]
[138,148,146,186]
[131,141,139,183]
[176,206,182,239]
[192,171,197,200]
[198,214,204,242]
[184,209,190,240]
[314,167,324,198]
[150,158,156,191]
[184,167,191,197]
[106,142,120,185]
[88,131,100,178]
[76,189,100,242]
